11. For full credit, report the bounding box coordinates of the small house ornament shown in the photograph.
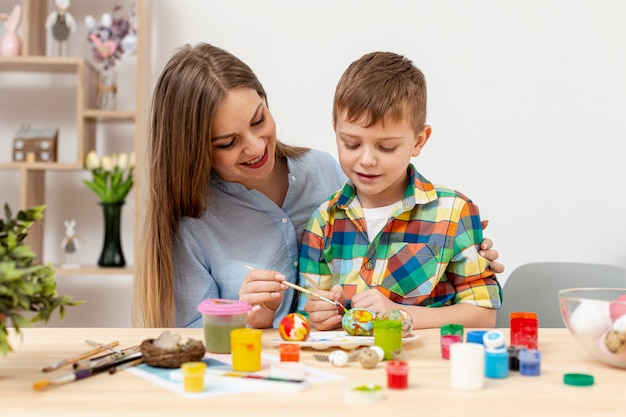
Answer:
[12,126,59,163]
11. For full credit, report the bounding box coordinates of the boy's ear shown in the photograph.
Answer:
[412,125,432,157]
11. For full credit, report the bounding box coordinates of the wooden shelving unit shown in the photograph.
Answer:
[0,0,151,275]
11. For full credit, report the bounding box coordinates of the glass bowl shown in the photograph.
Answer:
[559,288,626,368]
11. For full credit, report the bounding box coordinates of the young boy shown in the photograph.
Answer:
[299,51,502,331]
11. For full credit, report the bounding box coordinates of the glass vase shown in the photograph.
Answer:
[98,202,125,267]
[97,65,117,110]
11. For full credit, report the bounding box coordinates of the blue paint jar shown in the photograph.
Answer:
[518,348,541,376]
[485,347,509,379]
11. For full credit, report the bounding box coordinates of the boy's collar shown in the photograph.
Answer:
[336,164,437,210]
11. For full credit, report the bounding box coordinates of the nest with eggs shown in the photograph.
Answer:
[140,331,206,368]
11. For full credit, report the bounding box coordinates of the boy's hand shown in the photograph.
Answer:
[304,284,344,331]
[480,219,505,273]
[351,288,396,315]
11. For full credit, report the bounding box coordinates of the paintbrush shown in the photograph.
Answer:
[244,265,347,312]
[33,351,143,390]
[107,358,144,375]
[302,272,323,290]
[74,345,141,370]
[41,341,120,372]
[85,340,123,354]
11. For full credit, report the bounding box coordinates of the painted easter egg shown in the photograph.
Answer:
[279,313,311,341]
[609,295,626,323]
[342,308,376,336]
[381,308,414,337]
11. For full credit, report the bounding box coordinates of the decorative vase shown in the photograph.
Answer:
[97,65,117,110]
[98,202,125,267]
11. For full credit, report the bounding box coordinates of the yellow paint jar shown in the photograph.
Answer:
[181,361,206,392]
[231,328,262,372]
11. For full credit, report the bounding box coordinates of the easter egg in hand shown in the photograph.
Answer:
[279,313,311,341]
[342,307,376,336]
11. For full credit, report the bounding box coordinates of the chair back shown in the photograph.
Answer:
[496,262,626,328]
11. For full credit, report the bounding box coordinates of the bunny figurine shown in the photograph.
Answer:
[61,219,80,268]
[0,3,21,56]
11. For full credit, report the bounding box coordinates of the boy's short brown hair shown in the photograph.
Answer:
[333,51,427,133]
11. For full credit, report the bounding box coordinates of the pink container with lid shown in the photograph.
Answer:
[197,299,251,353]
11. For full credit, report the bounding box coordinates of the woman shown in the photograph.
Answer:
[133,43,502,329]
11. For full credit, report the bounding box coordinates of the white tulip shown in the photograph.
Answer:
[101,156,114,172]
[129,151,136,168]
[117,152,129,170]
[85,150,100,170]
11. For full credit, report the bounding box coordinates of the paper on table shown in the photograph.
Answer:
[127,352,343,399]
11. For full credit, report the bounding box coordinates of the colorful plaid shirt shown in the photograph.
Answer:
[299,164,502,309]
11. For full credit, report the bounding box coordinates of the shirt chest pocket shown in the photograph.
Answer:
[380,242,443,297]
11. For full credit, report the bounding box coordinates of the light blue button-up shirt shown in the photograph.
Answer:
[172,149,345,328]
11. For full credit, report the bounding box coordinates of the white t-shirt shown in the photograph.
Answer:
[362,201,402,242]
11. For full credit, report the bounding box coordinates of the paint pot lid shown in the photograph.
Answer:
[563,373,594,386]
[197,299,251,315]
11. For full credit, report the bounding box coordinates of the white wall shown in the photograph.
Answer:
[1,0,625,326]
[150,0,626,284]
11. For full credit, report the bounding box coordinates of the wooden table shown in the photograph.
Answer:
[1,328,624,416]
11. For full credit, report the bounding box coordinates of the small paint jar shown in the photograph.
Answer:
[507,345,521,371]
[386,360,409,389]
[510,312,539,349]
[278,343,300,362]
[450,342,485,390]
[485,347,509,379]
[466,330,488,345]
[482,330,505,350]
[440,324,464,359]
[518,348,541,376]
[181,361,206,392]
[374,319,403,360]
[231,328,262,372]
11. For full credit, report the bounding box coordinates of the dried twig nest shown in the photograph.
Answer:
[140,331,205,368]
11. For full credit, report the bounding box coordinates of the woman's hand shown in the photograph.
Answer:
[238,268,287,328]
[480,220,505,273]
[305,284,345,331]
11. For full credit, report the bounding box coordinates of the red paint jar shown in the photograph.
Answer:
[278,343,300,362]
[440,324,464,359]
[510,312,539,349]
[386,360,409,389]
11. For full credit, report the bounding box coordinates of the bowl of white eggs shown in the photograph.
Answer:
[559,288,626,368]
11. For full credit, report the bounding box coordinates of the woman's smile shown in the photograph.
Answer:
[241,145,269,169]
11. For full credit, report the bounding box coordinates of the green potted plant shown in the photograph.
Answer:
[0,204,80,355]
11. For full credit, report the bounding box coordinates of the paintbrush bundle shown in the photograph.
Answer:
[33,350,143,390]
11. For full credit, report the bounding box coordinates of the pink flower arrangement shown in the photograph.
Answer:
[85,4,135,69]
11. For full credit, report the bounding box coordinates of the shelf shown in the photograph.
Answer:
[0,56,88,73]
[0,0,152,275]
[0,161,83,170]
[82,109,136,121]
[53,265,134,276]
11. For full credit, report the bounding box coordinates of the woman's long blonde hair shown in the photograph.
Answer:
[133,43,308,327]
